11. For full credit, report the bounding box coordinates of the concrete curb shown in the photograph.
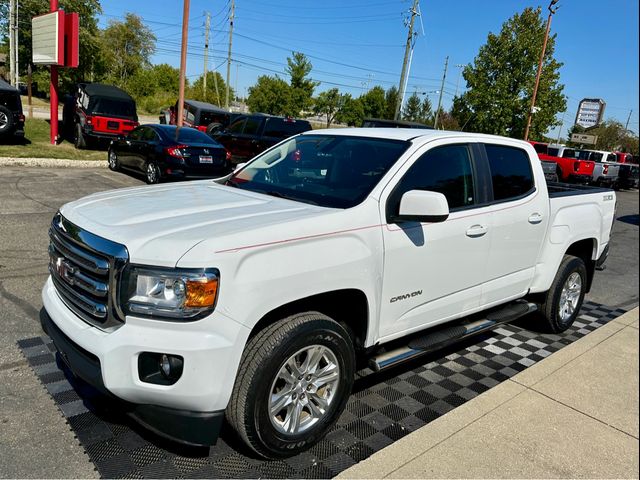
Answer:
[0,157,106,168]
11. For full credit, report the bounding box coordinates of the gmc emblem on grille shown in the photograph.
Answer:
[54,257,76,285]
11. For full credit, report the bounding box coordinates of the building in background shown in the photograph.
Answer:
[575,98,606,128]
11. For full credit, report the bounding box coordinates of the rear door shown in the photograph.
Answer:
[481,142,548,305]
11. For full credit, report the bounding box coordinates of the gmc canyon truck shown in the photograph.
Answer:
[42,129,615,458]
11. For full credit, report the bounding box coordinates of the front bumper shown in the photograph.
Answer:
[42,276,250,445]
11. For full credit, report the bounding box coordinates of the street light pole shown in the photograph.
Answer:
[524,0,559,141]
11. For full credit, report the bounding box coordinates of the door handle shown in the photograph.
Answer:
[466,224,488,238]
[528,213,544,224]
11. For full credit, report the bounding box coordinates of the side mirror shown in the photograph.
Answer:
[395,190,449,223]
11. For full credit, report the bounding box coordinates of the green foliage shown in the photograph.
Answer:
[360,86,386,119]
[402,92,422,122]
[453,7,566,138]
[313,88,347,127]
[247,75,292,116]
[384,86,399,120]
[286,52,319,115]
[101,13,156,87]
[336,94,364,126]
[186,71,233,107]
[575,120,639,154]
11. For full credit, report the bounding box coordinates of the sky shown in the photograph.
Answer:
[97,0,640,135]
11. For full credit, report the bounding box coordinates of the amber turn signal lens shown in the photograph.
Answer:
[184,277,218,308]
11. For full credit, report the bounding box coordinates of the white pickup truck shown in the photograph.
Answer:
[42,129,616,458]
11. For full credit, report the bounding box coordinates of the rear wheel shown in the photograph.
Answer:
[107,149,120,171]
[226,312,355,458]
[0,105,15,136]
[145,161,161,184]
[74,123,87,149]
[539,255,587,333]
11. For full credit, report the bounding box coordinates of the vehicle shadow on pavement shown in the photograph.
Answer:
[617,214,639,227]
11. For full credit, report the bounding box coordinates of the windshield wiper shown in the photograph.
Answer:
[261,190,318,205]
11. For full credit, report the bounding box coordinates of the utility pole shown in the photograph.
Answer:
[625,109,633,131]
[177,0,190,127]
[433,56,448,129]
[524,0,559,141]
[14,0,19,86]
[9,0,15,86]
[394,0,419,120]
[454,64,465,97]
[203,12,210,99]
[226,0,235,110]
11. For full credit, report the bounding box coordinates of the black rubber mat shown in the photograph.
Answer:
[18,302,626,479]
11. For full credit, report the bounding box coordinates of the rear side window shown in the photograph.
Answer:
[532,143,548,155]
[393,144,475,210]
[547,147,559,156]
[606,153,617,162]
[227,118,246,134]
[263,118,311,138]
[485,144,534,201]
[243,117,262,135]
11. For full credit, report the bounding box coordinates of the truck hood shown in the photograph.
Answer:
[60,181,331,266]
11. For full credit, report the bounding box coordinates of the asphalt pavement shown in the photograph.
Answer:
[0,166,637,477]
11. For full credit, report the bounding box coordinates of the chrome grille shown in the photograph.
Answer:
[48,212,128,330]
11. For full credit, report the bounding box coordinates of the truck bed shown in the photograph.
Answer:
[547,181,612,198]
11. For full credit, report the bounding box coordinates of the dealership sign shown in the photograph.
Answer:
[570,133,598,145]
[575,98,606,128]
[31,11,79,67]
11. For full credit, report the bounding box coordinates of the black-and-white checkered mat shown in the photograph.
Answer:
[18,302,625,478]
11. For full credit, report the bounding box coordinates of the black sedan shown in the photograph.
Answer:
[108,124,232,184]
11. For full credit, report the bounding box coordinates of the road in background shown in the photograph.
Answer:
[0,166,637,476]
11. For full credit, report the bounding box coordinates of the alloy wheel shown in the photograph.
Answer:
[559,272,582,321]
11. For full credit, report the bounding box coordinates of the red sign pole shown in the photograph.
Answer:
[50,0,59,145]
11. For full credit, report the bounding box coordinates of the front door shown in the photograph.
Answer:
[378,142,492,340]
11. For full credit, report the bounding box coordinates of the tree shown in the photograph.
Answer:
[359,86,386,119]
[384,86,399,120]
[286,52,319,116]
[436,110,460,131]
[336,94,364,126]
[420,97,434,125]
[102,13,156,88]
[402,92,422,121]
[247,75,292,116]
[314,88,346,127]
[579,120,639,154]
[187,71,233,106]
[453,7,566,139]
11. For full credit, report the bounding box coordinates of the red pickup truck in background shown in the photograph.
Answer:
[529,141,595,184]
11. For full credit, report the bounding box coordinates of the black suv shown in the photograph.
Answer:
[213,114,312,162]
[0,78,25,141]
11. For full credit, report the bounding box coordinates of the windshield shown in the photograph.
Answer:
[228,135,410,208]
[89,97,137,119]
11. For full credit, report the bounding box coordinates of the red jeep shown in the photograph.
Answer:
[63,83,139,149]
[529,141,595,184]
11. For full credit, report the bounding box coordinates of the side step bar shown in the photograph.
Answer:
[370,301,537,372]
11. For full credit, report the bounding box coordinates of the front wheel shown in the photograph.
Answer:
[226,312,355,458]
[539,255,587,333]
[145,161,161,184]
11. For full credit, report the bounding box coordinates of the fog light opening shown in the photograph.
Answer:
[138,352,184,385]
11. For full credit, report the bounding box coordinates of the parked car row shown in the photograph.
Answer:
[529,141,639,190]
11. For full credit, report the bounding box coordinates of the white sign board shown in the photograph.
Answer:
[575,98,605,128]
[571,133,598,145]
[32,11,63,65]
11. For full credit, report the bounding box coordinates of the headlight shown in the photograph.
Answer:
[121,266,219,320]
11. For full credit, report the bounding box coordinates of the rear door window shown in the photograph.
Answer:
[227,118,246,134]
[243,116,262,136]
[484,144,534,201]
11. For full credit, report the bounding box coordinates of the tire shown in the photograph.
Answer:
[206,122,223,135]
[226,312,355,458]
[539,255,587,333]
[145,161,161,184]
[107,149,120,171]
[74,123,86,149]
[0,105,15,136]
